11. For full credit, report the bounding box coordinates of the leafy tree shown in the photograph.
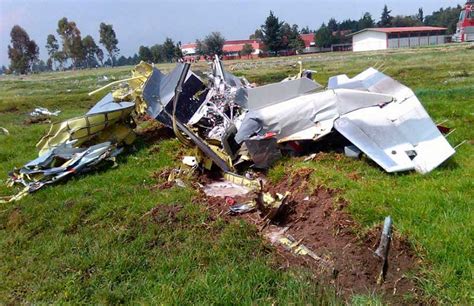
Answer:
[249,29,264,40]
[417,8,424,23]
[82,35,100,68]
[195,39,206,56]
[241,43,254,57]
[288,24,305,53]
[96,48,104,66]
[32,59,48,73]
[150,44,164,63]
[314,23,333,48]
[392,15,422,27]
[162,37,177,62]
[132,53,139,65]
[261,11,284,53]
[358,12,375,29]
[56,17,83,68]
[99,23,119,66]
[203,32,225,56]
[7,25,39,74]
[45,34,59,69]
[0,65,6,74]
[174,41,183,60]
[280,22,292,49]
[327,18,338,32]
[378,5,393,27]
[339,19,359,32]
[300,26,311,34]
[138,45,152,63]
[70,34,85,67]
[424,5,462,34]
[116,55,128,66]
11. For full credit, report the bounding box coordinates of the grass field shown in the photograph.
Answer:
[0,44,473,304]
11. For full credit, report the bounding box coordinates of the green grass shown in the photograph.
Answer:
[1,44,473,304]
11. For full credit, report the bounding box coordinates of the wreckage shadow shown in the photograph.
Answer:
[284,131,352,157]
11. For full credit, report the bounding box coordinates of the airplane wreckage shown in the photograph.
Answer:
[0,56,456,203]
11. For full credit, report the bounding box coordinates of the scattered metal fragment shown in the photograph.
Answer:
[229,201,256,214]
[266,226,334,272]
[0,142,120,203]
[174,178,186,188]
[202,181,251,198]
[375,216,393,285]
[0,127,9,135]
[257,191,291,220]
[344,145,362,158]
[182,156,198,167]
[30,107,61,117]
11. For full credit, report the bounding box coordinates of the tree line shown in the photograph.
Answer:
[312,4,463,49]
[4,3,463,74]
[249,4,463,52]
[6,17,119,74]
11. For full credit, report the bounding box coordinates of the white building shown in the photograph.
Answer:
[350,27,447,52]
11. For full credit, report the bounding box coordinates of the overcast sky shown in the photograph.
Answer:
[0,0,463,66]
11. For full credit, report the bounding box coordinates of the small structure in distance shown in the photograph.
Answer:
[350,26,447,52]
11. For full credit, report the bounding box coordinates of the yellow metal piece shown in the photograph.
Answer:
[89,61,154,115]
[36,106,135,155]
[0,186,29,203]
[125,62,154,114]
[223,172,261,190]
[88,76,144,96]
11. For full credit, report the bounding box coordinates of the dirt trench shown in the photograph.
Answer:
[196,168,419,303]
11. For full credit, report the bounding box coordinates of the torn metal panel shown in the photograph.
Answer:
[4,142,120,199]
[234,77,322,110]
[36,98,135,155]
[331,68,455,174]
[235,89,340,143]
[333,88,393,115]
[328,67,414,101]
[212,55,244,89]
[142,64,208,127]
[334,100,455,173]
[86,93,135,115]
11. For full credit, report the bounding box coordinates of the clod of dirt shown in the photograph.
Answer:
[23,116,51,125]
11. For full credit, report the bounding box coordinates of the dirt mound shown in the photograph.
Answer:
[201,168,419,303]
[23,116,51,125]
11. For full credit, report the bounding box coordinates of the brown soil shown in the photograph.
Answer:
[146,204,183,225]
[200,168,420,303]
[149,168,176,190]
[136,121,174,145]
[23,116,51,125]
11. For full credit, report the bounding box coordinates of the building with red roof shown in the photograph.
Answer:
[180,39,263,60]
[349,26,447,52]
[222,39,263,59]
[299,33,318,53]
